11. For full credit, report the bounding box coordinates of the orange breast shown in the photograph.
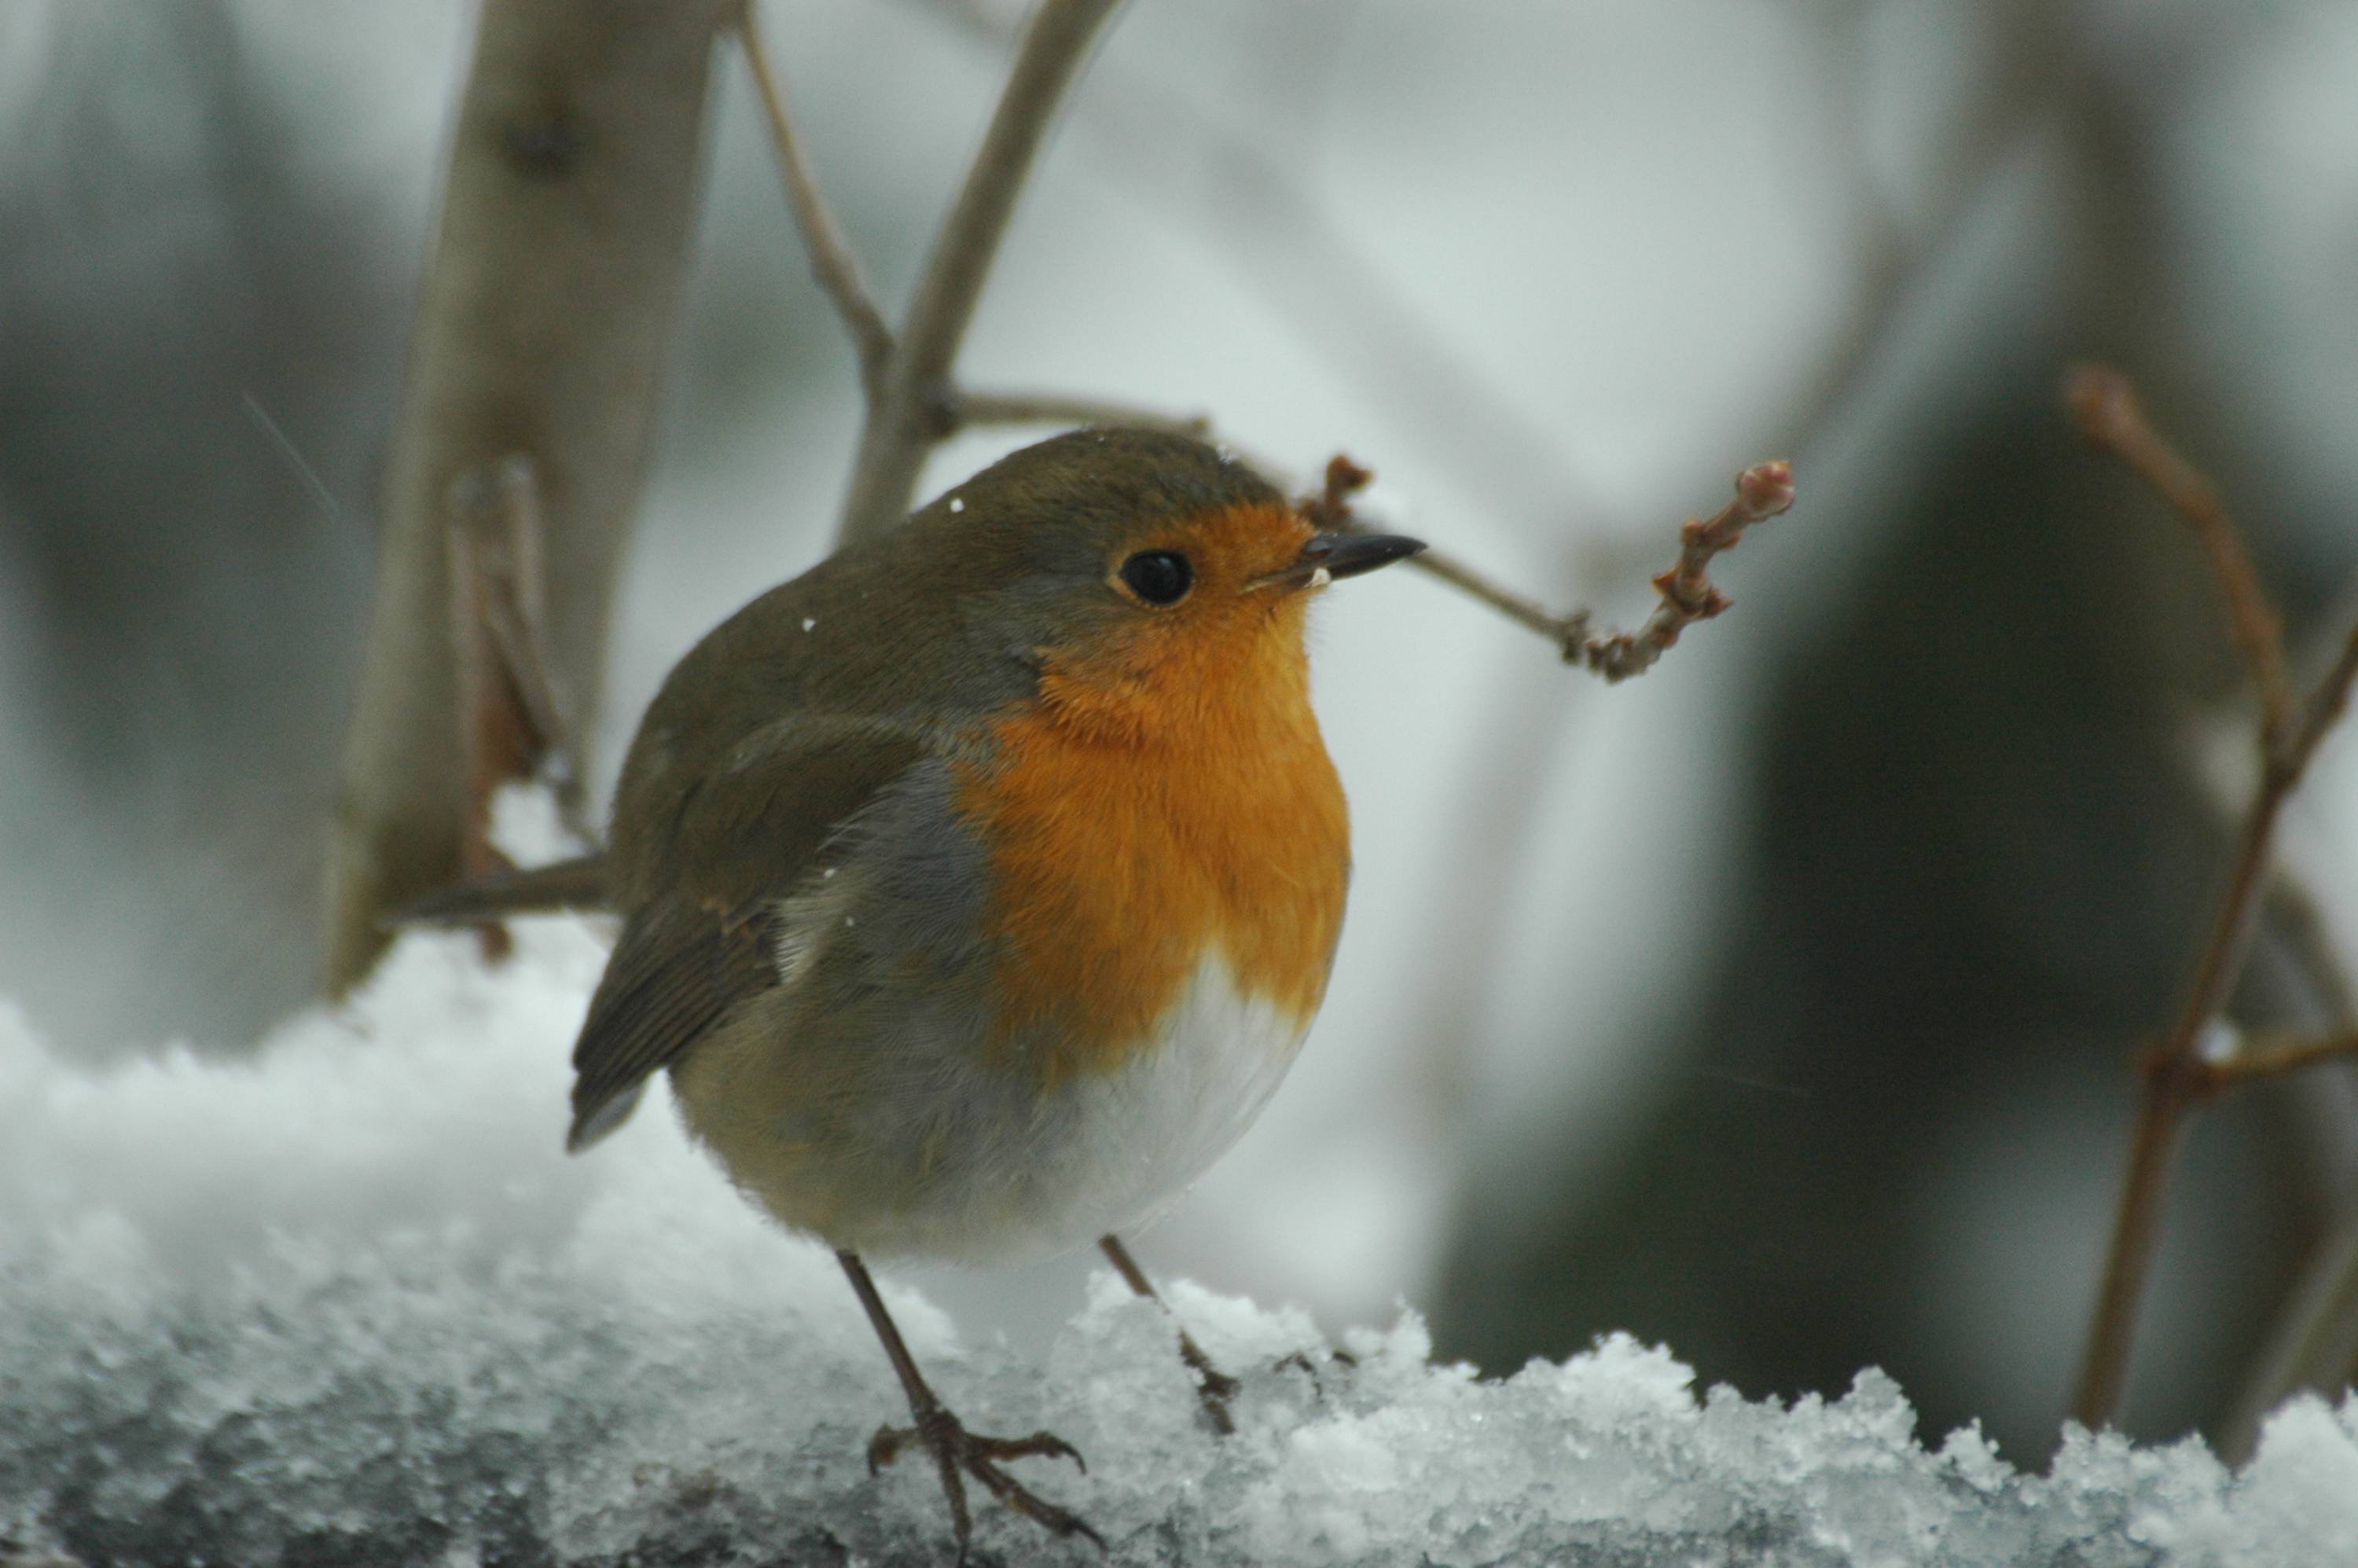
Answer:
[953,589,1350,1084]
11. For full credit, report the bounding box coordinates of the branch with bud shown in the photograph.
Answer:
[1303,453,1796,681]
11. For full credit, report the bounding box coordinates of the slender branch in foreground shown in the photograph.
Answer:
[737,2,894,399]
[2068,365,2358,1431]
[1305,454,1796,681]
[2067,365,2294,758]
[836,0,1122,543]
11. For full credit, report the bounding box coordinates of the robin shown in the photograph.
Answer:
[413,427,1423,1554]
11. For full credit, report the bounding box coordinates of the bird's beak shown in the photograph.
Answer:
[1250,531,1426,591]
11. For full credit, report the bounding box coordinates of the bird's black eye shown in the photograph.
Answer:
[1118,549,1192,606]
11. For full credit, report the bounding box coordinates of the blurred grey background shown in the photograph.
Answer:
[6,0,2358,1464]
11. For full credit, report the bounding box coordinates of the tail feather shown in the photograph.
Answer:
[384,853,612,927]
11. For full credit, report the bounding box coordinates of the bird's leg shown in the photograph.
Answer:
[1097,1233,1240,1435]
[838,1250,1103,1559]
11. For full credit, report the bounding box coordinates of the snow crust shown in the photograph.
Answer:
[5,888,2357,1564]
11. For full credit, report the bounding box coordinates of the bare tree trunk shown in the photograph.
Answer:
[325,0,732,993]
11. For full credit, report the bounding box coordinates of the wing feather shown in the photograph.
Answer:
[567,895,775,1150]
[564,715,937,1150]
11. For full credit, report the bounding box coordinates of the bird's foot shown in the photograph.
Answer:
[869,1401,1104,1559]
[1275,1345,1358,1400]
[1177,1335,1240,1436]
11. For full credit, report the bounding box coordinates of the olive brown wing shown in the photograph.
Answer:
[565,714,937,1151]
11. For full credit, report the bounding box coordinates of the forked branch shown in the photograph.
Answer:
[740,4,1798,674]
[2068,364,2358,1430]
[833,0,1122,543]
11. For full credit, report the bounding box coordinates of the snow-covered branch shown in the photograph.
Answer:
[2,899,2351,1565]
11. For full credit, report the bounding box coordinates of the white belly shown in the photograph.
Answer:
[674,951,1317,1265]
[996,953,1312,1260]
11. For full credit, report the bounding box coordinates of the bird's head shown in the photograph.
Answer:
[924,428,1423,743]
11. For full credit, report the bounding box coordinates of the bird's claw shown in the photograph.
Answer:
[1175,1330,1240,1436]
[1189,1361,1240,1435]
[869,1404,1103,1557]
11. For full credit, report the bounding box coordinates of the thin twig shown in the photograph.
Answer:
[736,2,894,400]
[2066,366,2358,1430]
[1299,454,1588,648]
[2193,1030,2358,1095]
[2071,805,2282,1427]
[902,0,1607,532]
[1302,454,1796,678]
[758,0,1797,654]
[1296,452,1372,534]
[2067,365,2294,759]
[949,389,1210,437]
[1405,549,1591,653]
[836,0,1122,542]
[1574,462,1797,682]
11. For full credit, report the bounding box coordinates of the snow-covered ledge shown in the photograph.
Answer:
[4,916,2354,1566]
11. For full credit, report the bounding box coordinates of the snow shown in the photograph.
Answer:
[5,897,2358,1563]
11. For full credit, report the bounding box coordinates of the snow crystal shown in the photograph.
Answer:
[3,919,2356,1566]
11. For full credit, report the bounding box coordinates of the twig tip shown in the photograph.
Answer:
[1736,459,1796,520]
[1300,451,1376,533]
[2065,362,2136,443]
